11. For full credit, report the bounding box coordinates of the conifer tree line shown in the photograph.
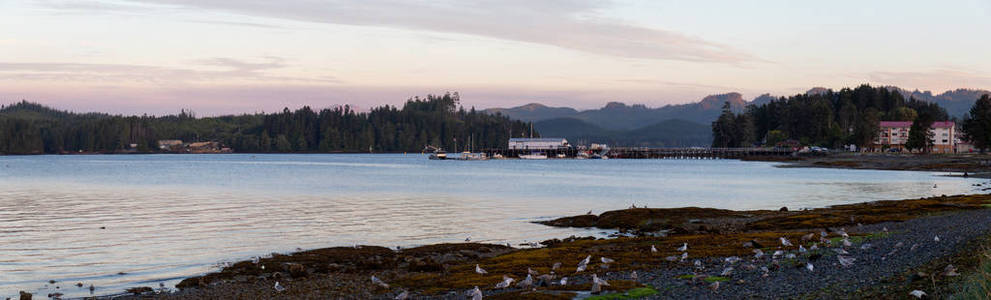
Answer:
[712,85,951,148]
[0,93,533,154]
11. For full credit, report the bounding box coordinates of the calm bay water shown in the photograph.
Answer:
[0,154,985,298]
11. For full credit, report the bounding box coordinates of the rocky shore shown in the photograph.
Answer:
[84,194,991,299]
[745,152,991,178]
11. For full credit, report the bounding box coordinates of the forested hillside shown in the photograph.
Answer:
[712,85,951,148]
[534,118,711,147]
[0,93,532,154]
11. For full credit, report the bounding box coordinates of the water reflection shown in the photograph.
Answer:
[0,154,984,298]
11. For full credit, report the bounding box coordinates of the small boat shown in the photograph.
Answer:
[429,150,447,160]
[492,153,505,159]
[555,153,566,158]
[519,152,548,160]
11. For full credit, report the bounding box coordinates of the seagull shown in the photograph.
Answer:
[559,277,568,285]
[772,250,784,259]
[274,281,286,292]
[396,290,409,300]
[801,233,816,241]
[694,259,703,269]
[651,245,658,253]
[753,249,764,259]
[577,255,591,272]
[552,262,561,271]
[842,238,852,247]
[681,252,689,261]
[909,290,927,298]
[806,262,814,272]
[372,275,390,288]
[720,267,734,276]
[724,256,741,264]
[630,271,638,281]
[780,237,793,247]
[516,274,533,288]
[592,274,610,286]
[677,243,688,252]
[837,255,856,267]
[528,268,539,276]
[799,245,807,253]
[470,287,482,300]
[934,235,940,242]
[709,281,720,292]
[600,257,615,264]
[494,276,514,289]
[910,243,920,251]
[785,253,797,259]
[810,244,819,251]
[466,235,472,242]
[944,265,960,276]
[587,210,593,215]
[475,264,487,274]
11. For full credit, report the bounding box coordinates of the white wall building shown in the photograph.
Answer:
[874,121,955,153]
[508,138,569,150]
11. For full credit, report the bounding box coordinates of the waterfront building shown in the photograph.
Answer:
[508,138,570,150]
[873,121,955,153]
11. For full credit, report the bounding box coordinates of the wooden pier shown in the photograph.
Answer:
[605,147,795,159]
[480,147,795,159]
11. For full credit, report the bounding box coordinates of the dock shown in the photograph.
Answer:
[480,147,795,159]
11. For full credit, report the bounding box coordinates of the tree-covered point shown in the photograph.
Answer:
[0,93,534,154]
[712,84,950,148]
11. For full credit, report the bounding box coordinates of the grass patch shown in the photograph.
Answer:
[586,287,659,300]
[703,276,730,283]
[952,248,991,299]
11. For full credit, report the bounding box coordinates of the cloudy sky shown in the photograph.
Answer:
[1,0,990,115]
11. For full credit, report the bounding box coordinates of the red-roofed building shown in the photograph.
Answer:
[874,121,956,153]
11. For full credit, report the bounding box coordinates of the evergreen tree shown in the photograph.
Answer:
[962,94,991,153]
[905,111,934,153]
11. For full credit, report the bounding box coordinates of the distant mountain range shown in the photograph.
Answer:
[484,87,990,147]
[887,87,990,118]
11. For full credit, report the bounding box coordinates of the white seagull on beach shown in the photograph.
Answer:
[592,274,610,286]
[910,290,927,298]
[395,290,409,300]
[577,255,591,272]
[471,287,482,300]
[516,274,533,288]
[651,245,658,253]
[371,275,390,288]
[780,237,793,247]
[601,257,615,264]
[837,255,856,267]
[274,281,286,292]
[494,276,514,289]
[677,243,688,252]
[475,264,487,274]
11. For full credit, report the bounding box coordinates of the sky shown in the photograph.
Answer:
[1,0,990,115]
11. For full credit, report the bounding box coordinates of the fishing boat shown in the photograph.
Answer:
[519,152,548,160]
[428,149,447,160]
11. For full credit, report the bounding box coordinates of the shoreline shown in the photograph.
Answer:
[89,193,991,299]
[743,152,991,178]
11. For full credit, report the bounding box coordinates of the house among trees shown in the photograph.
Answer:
[873,121,955,153]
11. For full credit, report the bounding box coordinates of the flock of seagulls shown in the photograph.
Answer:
[261,227,952,299]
